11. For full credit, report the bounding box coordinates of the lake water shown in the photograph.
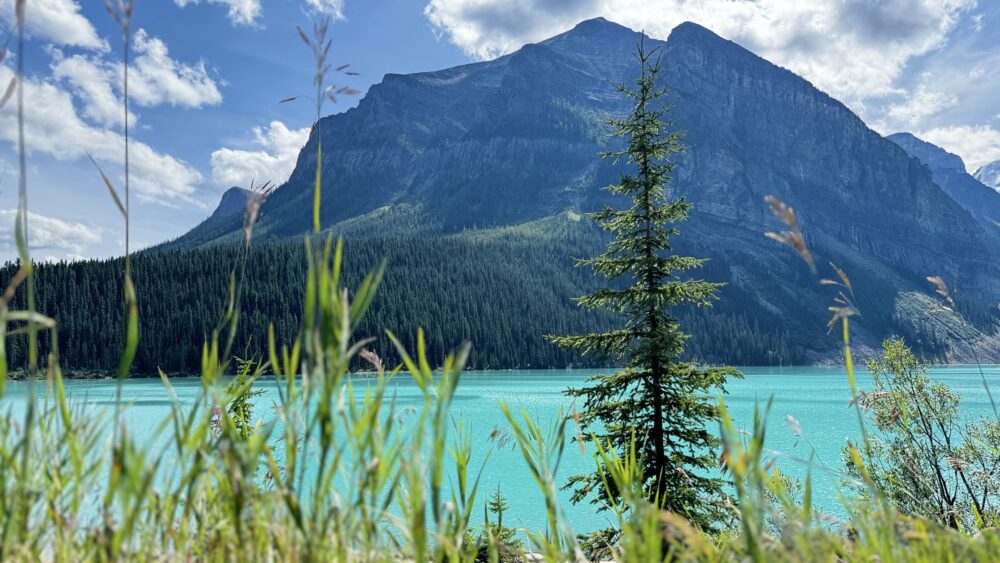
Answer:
[4,365,1000,534]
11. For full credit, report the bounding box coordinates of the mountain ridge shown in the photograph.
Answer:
[888,132,1000,227]
[154,17,1000,361]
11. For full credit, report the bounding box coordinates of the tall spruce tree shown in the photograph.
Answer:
[549,42,739,530]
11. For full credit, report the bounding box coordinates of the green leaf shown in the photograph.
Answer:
[117,274,139,379]
[88,154,127,218]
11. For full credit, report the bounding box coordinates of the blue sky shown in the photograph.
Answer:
[1,0,999,261]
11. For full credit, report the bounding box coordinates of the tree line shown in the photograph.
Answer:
[0,223,805,376]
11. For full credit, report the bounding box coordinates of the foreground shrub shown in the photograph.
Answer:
[847,337,1000,531]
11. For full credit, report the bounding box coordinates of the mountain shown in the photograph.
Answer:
[155,187,251,250]
[211,187,253,220]
[976,160,1000,192]
[888,133,1000,226]
[108,19,1000,364]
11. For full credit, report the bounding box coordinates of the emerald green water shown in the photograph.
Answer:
[6,365,1000,533]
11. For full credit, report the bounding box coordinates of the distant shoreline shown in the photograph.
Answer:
[6,362,1000,382]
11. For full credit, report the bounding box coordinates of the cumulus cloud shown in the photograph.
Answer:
[174,0,263,26]
[51,51,135,128]
[127,29,223,108]
[303,0,346,19]
[0,0,107,51]
[174,0,342,25]
[886,74,959,127]
[210,121,309,188]
[918,125,1000,173]
[48,29,222,130]
[0,209,102,260]
[0,65,204,204]
[423,0,975,107]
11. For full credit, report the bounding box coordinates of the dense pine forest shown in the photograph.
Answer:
[1,216,805,376]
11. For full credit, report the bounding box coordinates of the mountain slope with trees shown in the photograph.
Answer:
[1,216,805,375]
[162,18,1000,362]
[8,18,999,373]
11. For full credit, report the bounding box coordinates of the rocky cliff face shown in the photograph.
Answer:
[249,18,637,238]
[657,25,990,281]
[165,17,1000,361]
[210,187,253,220]
[888,133,1000,227]
[190,19,993,263]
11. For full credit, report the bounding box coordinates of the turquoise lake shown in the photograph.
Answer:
[5,365,1000,534]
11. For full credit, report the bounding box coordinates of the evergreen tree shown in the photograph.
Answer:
[549,42,739,529]
[487,484,509,529]
[479,485,520,562]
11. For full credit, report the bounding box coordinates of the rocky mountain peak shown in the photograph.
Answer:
[210,187,252,220]
[889,132,967,174]
[669,20,725,42]
[560,16,633,38]
[889,132,1000,226]
[975,160,1000,192]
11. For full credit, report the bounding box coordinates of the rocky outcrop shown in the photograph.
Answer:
[889,133,1000,227]
[210,187,253,220]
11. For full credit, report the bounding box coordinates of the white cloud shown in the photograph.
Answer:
[127,29,223,108]
[51,51,135,129]
[423,0,975,107]
[424,0,601,60]
[0,0,107,51]
[0,209,102,260]
[210,121,309,188]
[47,29,222,130]
[918,125,1000,173]
[886,74,959,127]
[0,65,204,204]
[0,155,13,176]
[303,0,345,19]
[174,0,263,26]
[174,0,341,26]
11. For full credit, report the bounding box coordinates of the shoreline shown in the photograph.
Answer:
[6,362,999,382]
